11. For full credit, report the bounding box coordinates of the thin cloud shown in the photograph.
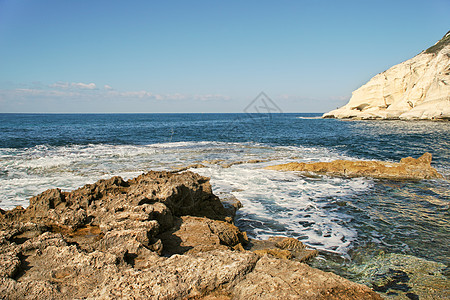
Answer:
[49,82,70,89]
[1,82,231,108]
[277,94,350,102]
[49,82,97,90]
[72,82,97,90]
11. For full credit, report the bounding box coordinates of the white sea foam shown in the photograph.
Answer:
[297,116,323,119]
[0,141,371,256]
[195,164,371,255]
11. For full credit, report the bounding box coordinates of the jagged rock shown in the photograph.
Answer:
[0,170,381,299]
[265,153,443,180]
[323,31,450,120]
[273,236,305,250]
[126,171,227,219]
[158,216,247,256]
[248,237,318,263]
[218,193,243,219]
[0,170,227,235]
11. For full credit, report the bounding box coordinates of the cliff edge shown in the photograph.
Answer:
[323,31,450,120]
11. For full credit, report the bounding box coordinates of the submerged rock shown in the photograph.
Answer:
[348,253,449,300]
[265,153,443,180]
[0,171,381,299]
[323,31,450,120]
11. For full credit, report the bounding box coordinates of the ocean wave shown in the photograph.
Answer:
[0,141,348,209]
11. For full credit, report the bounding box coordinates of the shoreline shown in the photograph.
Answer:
[1,157,448,298]
[0,170,382,299]
[323,116,450,122]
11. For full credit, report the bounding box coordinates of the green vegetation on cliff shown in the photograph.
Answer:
[425,30,450,54]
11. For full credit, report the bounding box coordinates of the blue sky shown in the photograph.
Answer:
[0,0,448,113]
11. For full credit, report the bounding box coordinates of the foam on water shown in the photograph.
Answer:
[195,164,371,255]
[1,140,445,260]
[297,116,323,119]
[0,141,349,208]
[1,114,447,297]
[0,141,370,256]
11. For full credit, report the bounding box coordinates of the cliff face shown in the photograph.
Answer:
[323,31,450,120]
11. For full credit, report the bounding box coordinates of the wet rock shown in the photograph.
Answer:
[172,163,206,173]
[266,153,443,180]
[218,192,243,219]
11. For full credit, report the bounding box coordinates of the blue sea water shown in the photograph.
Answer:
[0,113,449,296]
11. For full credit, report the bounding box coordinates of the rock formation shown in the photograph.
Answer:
[323,31,450,120]
[265,153,443,180]
[0,171,381,299]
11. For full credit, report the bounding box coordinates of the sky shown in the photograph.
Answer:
[0,0,448,113]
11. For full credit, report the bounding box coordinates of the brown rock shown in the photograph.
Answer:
[172,163,206,173]
[232,255,382,299]
[272,236,305,251]
[89,250,259,299]
[248,237,318,263]
[265,153,443,180]
[0,171,381,299]
[158,216,247,255]
[254,248,294,259]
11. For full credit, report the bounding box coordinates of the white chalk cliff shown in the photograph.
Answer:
[323,31,450,120]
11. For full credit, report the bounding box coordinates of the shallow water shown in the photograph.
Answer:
[0,113,448,297]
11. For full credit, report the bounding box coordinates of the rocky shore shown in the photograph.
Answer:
[266,153,443,180]
[0,171,381,299]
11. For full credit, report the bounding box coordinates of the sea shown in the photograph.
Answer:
[0,113,448,298]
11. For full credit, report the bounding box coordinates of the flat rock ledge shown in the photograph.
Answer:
[0,171,381,299]
[265,153,443,180]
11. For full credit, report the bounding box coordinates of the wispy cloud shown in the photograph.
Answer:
[49,82,97,90]
[277,94,349,102]
[72,82,97,90]
[0,82,231,103]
